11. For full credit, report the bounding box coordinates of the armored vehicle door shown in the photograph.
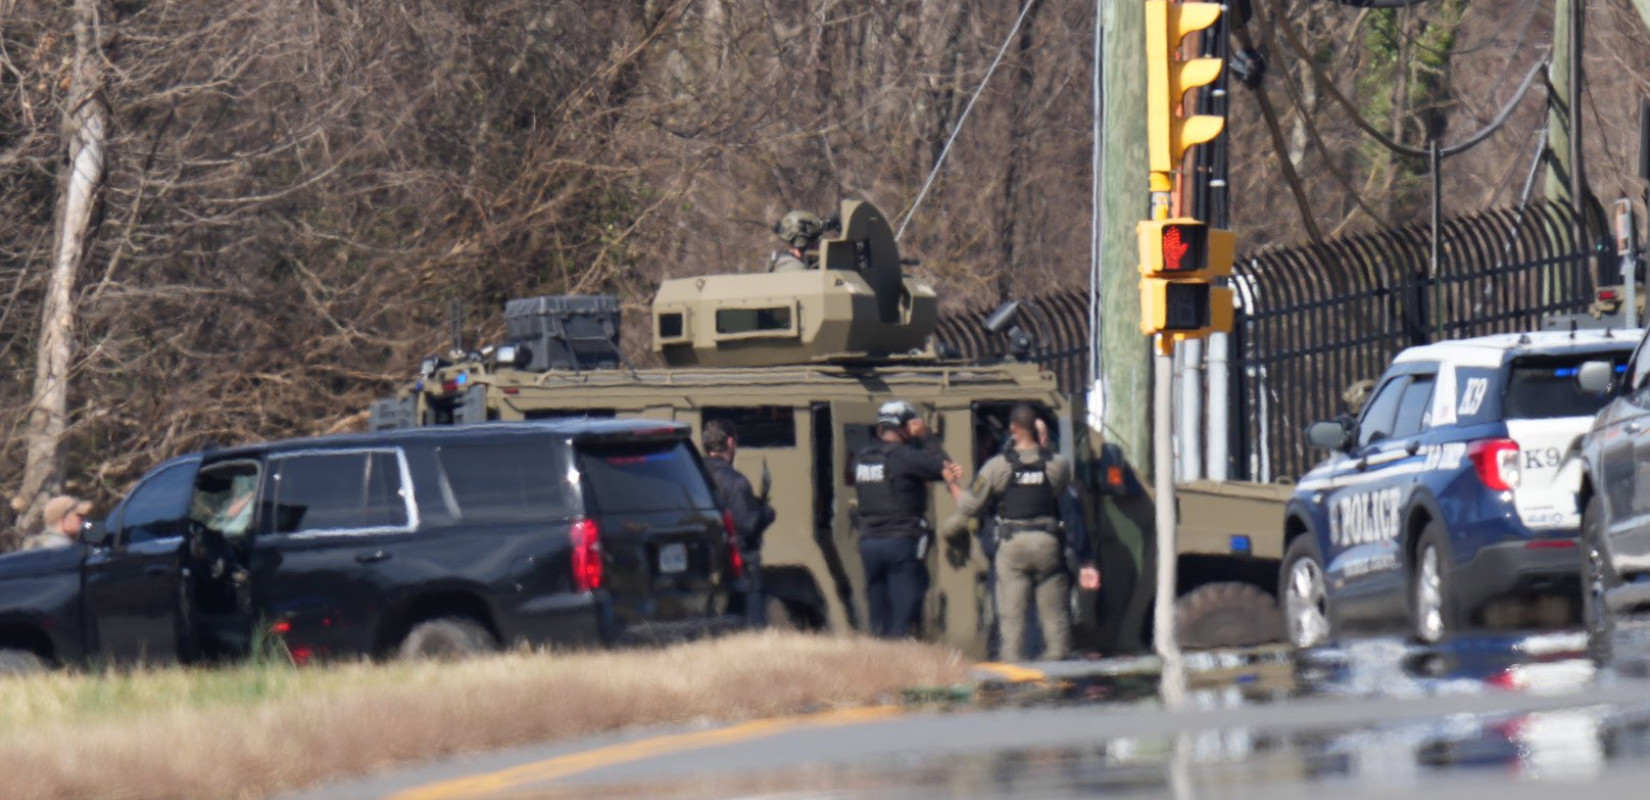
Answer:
[827,400,882,632]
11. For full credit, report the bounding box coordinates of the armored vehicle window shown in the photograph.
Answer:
[434,442,576,523]
[702,407,796,448]
[715,307,792,335]
[1505,354,1631,420]
[1390,375,1435,439]
[657,313,684,340]
[577,440,716,513]
[269,450,413,535]
[1358,377,1408,447]
[117,462,195,545]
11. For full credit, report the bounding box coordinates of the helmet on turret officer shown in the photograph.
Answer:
[769,210,825,273]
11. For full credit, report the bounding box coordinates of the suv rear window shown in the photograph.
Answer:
[434,441,578,523]
[1503,354,1628,420]
[577,440,716,513]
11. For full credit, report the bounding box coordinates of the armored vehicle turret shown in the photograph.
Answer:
[651,200,939,367]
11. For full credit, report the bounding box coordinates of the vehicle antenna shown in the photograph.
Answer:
[448,296,465,355]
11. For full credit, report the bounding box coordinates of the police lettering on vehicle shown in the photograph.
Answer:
[1329,487,1402,547]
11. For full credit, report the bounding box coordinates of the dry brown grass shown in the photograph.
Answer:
[0,632,968,800]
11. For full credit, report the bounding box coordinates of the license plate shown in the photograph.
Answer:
[658,542,688,574]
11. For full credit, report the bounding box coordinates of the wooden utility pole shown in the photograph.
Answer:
[18,0,108,530]
[1100,0,1151,479]
[1545,0,1585,230]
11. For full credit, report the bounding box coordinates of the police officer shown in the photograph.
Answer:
[769,211,824,273]
[853,400,951,638]
[703,419,777,624]
[942,404,1099,661]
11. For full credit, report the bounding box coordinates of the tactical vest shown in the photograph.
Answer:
[854,442,925,537]
[997,448,1058,521]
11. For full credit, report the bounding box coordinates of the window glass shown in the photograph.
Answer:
[715,307,792,334]
[363,452,409,528]
[119,462,196,544]
[577,440,716,513]
[191,462,260,540]
[1507,354,1633,419]
[270,452,406,534]
[1390,375,1436,439]
[1358,377,1409,448]
[1632,335,1650,392]
[702,407,797,448]
[435,442,577,523]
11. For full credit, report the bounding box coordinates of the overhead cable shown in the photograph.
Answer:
[1261,0,1547,159]
[896,0,1040,241]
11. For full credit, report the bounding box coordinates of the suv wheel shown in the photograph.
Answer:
[398,618,497,661]
[1280,535,1332,648]
[0,649,45,677]
[1411,521,1457,644]
[1582,495,1617,641]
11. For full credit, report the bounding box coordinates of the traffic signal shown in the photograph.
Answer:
[1144,0,1225,180]
[1138,218,1235,338]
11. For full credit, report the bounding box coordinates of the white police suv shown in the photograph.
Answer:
[1280,329,1637,648]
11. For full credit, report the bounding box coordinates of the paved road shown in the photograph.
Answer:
[291,626,1650,800]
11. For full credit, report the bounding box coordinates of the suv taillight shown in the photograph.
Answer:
[722,510,745,579]
[570,518,603,592]
[1468,438,1521,491]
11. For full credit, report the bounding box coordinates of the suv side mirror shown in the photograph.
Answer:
[1578,360,1617,395]
[1307,419,1355,451]
[80,519,111,548]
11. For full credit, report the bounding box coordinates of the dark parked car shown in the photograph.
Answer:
[0,418,741,671]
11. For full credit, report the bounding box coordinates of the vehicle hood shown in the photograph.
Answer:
[0,545,83,580]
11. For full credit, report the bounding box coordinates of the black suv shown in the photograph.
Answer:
[0,419,740,670]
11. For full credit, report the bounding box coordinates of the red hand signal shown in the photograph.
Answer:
[1163,226,1189,271]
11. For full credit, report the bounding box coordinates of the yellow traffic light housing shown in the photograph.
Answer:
[1138,219,1234,339]
[1144,0,1225,184]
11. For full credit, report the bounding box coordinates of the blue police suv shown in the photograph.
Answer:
[1281,330,1637,648]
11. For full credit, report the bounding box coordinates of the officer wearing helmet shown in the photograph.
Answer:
[849,399,955,637]
[769,211,825,273]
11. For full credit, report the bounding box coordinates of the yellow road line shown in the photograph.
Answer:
[973,662,1048,684]
[388,705,903,800]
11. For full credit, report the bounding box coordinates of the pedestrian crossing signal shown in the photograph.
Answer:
[1137,218,1234,338]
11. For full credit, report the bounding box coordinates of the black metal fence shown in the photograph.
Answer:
[936,201,1608,482]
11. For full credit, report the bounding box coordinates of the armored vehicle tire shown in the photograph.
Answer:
[1175,582,1284,649]
[1582,496,1617,642]
[1280,535,1332,649]
[1411,521,1460,645]
[398,618,497,661]
[0,649,45,676]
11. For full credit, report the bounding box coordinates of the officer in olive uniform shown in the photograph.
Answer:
[852,400,951,638]
[769,211,825,273]
[942,404,1098,661]
[702,419,777,624]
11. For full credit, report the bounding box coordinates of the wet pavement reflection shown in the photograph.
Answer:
[462,621,1650,799]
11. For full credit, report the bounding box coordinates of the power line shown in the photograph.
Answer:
[1260,0,1547,160]
[895,0,1040,242]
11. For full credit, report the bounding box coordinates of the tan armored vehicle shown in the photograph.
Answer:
[372,200,1151,657]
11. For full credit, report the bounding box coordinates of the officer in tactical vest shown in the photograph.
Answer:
[769,211,825,273]
[852,400,952,638]
[702,419,777,624]
[942,404,1099,661]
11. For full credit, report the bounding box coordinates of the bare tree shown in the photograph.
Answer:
[16,0,107,533]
